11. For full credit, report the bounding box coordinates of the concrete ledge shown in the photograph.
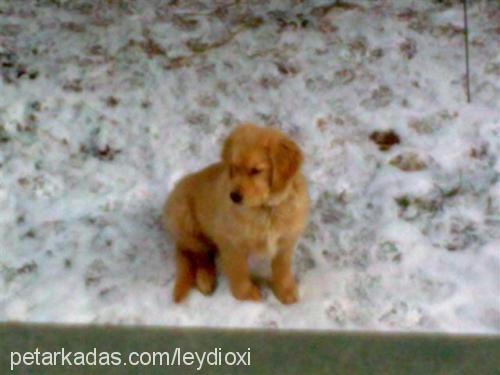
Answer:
[1,323,499,374]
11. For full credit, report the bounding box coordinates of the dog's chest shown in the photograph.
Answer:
[254,231,279,257]
[221,203,298,257]
[247,209,288,257]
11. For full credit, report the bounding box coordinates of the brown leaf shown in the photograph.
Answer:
[369,130,400,151]
[389,152,427,172]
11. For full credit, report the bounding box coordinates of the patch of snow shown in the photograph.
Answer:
[0,0,498,333]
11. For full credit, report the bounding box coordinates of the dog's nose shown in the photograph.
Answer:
[230,191,242,204]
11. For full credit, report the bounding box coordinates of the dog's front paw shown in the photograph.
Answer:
[232,281,261,301]
[196,269,216,295]
[273,277,298,305]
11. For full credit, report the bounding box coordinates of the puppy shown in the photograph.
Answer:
[162,123,310,304]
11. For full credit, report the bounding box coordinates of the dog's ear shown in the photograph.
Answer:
[270,135,303,192]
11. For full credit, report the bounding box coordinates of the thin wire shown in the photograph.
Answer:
[463,0,471,103]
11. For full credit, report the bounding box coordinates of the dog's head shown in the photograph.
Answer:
[222,123,303,207]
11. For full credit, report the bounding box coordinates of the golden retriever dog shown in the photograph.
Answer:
[162,123,310,304]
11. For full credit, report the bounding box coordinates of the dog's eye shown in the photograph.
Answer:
[249,168,262,176]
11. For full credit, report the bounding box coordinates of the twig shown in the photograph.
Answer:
[463,0,471,103]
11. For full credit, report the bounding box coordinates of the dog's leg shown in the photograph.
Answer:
[193,251,216,295]
[220,248,261,301]
[173,247,196,303]
[271,238,298,304]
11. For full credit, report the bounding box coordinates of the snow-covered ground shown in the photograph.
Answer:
[0,0,498,333]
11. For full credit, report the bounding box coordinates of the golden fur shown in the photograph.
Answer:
[162,123,310,304]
